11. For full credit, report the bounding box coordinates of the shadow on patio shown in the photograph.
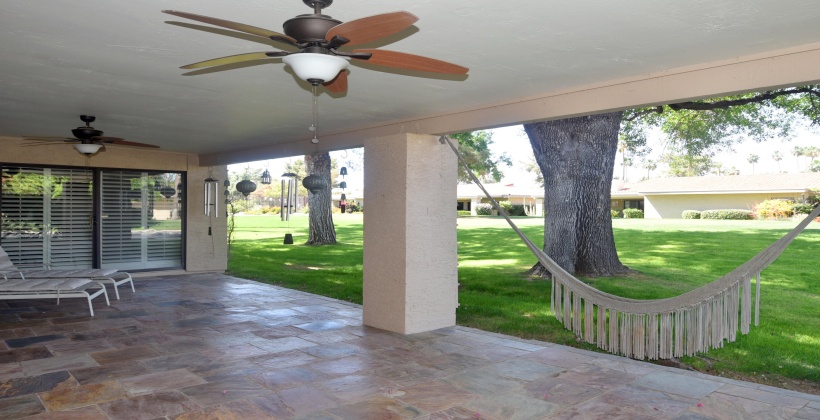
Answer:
[1,273,818,419]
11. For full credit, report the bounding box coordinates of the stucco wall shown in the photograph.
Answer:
[643,192,801,219]
[1,136,227,273]
[362,133,458,334]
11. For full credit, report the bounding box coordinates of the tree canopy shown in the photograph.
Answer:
[451,131,512,183]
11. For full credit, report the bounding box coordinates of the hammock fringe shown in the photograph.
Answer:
[441,135,820,360]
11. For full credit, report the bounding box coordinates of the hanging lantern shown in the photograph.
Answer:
[302,174,327,193]
[339,181,347,189]
[236,179,257,197]
[340,166,348,176]
[159,186,176,199]
[261,169,272,185]
[340,193,346,200]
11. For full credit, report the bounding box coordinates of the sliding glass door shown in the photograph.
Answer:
[100,171,183,270]
[1,165,184,271]
[0,167,93,269]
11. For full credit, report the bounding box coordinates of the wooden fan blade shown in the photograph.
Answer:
[162,10,297,46]
[353,49,469,74]
[323,70,348,94]
[23,136,75,140]
[20,141,74,147]
[95,138,159,148]
[181,52,287,69]
[325,11,418,47]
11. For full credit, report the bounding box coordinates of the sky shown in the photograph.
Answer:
[229,124,820,187]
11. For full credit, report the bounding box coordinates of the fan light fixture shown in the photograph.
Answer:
[74,143,103,155]
[283,53,348,85]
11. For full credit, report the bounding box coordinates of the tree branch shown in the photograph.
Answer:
[623,106,663,121]
[668,87,820,111]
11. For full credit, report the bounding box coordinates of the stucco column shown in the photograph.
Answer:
[470,198,480,215]
[362,133,458,334]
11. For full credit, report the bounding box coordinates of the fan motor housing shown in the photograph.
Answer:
[283,14,341,43]
[72,127,103,139]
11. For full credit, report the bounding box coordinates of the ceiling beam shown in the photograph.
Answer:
[200,42,820,166]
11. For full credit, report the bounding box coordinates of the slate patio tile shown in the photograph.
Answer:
[38,380,126,411]
[99,390,200,420]
[121,368,208,397]
[0,394,46,419]
[465,391,559,420]
[324,395,423,419]
[22,404,109,419]
[632,370,723,399]
[0,370,76,399]
[5,334,67,349]
[171,399,278,420]
[89,345,161,365]
[395,380,477,413]
[179,376,271,407]
[70,362,149,385]
[0,346,53,364]
[20,354,99,376]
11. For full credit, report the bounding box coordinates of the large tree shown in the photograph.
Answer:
[304,152,336,245]
[525,85,820,277]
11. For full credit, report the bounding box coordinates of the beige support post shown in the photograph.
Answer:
[362,133,459,334]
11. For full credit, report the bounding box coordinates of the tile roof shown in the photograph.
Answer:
[631,173,820,194]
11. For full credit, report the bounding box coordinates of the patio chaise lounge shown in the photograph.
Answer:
[0,277,110,316]
[0,245,134,299]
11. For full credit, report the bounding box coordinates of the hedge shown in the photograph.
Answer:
[622,208,644,219]
[457,210,471,216]
[610,209,621,219]
[701,209,753,220]
[682,210,701,219]
[475,203,493,215]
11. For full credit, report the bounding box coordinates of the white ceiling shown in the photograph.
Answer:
[2,0,820,161]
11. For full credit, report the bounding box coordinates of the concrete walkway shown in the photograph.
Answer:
[1,273,818,419]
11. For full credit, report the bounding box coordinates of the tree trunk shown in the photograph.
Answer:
[305,152,337,245]
[524,112,630,277]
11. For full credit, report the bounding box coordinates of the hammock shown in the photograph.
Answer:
[442,136,820,360]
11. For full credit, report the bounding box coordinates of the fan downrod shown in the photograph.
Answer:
[303,0,333,13]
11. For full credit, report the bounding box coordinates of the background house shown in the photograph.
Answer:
[623,173,820,218]
[457,182,543,216]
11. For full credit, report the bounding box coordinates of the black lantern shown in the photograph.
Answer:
[339,181,347,189]
[302,174,327,193]
[340,193,346,200]
[261,169,272,185]
[340,166,348,176]
[236,179,257,197]
[159,186,176,199]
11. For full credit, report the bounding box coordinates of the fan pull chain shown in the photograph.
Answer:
[310,85,319,144]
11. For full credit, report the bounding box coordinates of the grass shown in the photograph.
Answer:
[228,213,820,394]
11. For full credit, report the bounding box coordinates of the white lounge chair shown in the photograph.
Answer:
[0,277,109,316]
[0,245,134,299]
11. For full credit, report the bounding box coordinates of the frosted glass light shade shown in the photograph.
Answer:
[283,53,348,83]
[74,143,102,155]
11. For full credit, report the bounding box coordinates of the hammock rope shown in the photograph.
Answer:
[441,135,820,360]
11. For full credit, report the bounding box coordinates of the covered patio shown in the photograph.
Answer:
[1,273,818,419]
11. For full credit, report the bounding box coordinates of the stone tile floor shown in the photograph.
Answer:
[1,273,818,419]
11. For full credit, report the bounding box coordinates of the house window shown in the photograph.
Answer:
[624,199,644,211]
[1,165,184,271]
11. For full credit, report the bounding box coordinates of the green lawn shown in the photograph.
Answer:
[228,213,820,393]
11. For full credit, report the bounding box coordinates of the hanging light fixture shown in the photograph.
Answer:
[236,179,257,197]
[340,166,348,176]
[74,143,103,156]
[302,174,327,193]
[282,53,349,86]
[160,186,176,199]
[339,181,347,189]
[261,169,272,185]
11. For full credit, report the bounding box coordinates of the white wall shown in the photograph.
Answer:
[643,193,799,219]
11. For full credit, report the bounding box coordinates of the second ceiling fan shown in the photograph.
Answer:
[163,0,469,93]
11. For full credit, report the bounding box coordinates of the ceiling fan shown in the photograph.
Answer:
[163,0,469,93]
[24,115,159,156]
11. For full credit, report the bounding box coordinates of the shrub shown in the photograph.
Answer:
[753,199,793,220]
[791,203,815,215]
[475,203,493,215]
[509,204,527,216]
[622,208,644,219]
[457,210,471,216]
[610,209,621,218]
[682,210,701,219]
[701,209,754,220]
[498,201,513,212]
